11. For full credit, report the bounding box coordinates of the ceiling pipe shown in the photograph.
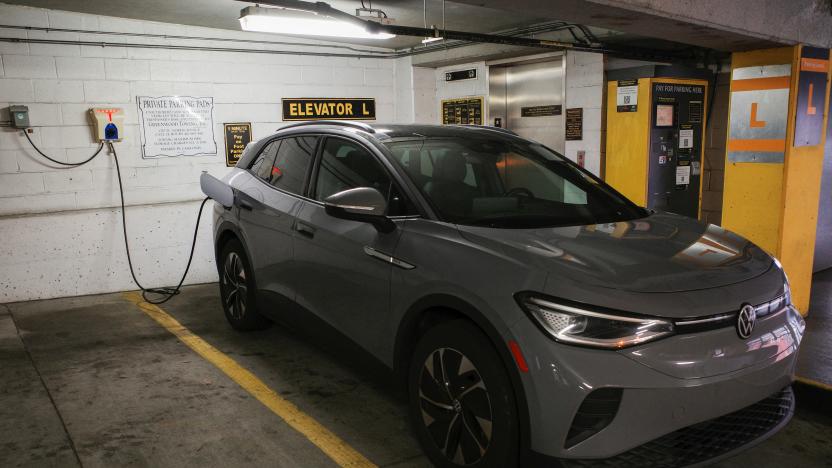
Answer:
[238,0,690,62]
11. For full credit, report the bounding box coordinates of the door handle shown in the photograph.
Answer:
[295,222,316,238]
[239,200,253,211]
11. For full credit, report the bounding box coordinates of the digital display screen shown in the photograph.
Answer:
[655,104,674,127]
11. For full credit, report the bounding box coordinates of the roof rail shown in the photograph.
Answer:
[278,120,376,134]
[450,124,517,136]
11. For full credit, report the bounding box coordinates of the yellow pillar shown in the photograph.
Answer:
[722,46,831,314]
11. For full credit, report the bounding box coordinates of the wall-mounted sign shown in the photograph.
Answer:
[224,122,251,167]
[137,96,216,159]
[794,46,830,147]
[282,98,376,121]
[441,97,483,125]
[565,107,583,140]
[616,79,638,112]
[576,150,585,168]
[445,68,477,82]
[727,64,791,163]
[521,104,562,117]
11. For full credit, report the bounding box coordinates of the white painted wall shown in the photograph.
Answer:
[0,3,399,302]
[564,51,604,176]
[431,61,489,124]
[0,3,607,303]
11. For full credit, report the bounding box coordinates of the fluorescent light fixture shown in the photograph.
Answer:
[239,5,395,40]
[421,36,444,44]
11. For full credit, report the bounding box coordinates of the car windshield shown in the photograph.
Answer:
[384,136,647,229]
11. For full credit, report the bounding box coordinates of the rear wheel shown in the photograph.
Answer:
[218,238,270,331]
[408,320,519,468]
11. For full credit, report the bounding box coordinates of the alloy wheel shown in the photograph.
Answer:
[419,347,493,465]
[222,251,247,320]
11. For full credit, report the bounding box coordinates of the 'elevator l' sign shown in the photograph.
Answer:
[282,98,376,121]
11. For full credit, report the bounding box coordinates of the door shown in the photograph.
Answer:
[292,136,409,355]
[489,58,565,152]
[236,136,317,306]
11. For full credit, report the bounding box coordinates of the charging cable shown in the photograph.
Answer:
[24,130,105,166]
[22,130,210,304]
[108,141,210,304]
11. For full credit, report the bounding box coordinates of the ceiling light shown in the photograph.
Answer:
[239,5,395,40]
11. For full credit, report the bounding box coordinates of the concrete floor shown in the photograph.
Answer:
[2,283,831,467]
[796,268,832,387]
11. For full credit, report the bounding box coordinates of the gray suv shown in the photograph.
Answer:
[202,122,805,467]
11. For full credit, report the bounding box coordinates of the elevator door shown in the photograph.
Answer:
[489,58,565,153]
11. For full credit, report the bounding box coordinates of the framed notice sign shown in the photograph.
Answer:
[282,98,376,121]
[137,96,216,158]
[224,122,251,167]
[441,97,484,125]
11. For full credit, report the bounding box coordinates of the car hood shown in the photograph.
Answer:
[456,212,773,293]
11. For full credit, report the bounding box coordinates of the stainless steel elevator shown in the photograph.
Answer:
[488,55,565,153]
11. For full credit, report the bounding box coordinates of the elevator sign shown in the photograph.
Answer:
[281,98,376,121]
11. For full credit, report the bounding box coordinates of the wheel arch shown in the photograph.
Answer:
[393,294,533,463]
[214,221,258,288]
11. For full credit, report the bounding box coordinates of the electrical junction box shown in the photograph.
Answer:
[89,107,125,141]
[9,105,29,128]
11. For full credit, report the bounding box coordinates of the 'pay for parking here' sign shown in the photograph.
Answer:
[282,98,376,121]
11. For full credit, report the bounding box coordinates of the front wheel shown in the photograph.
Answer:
[408,320,519,467]
[218,238,270,331]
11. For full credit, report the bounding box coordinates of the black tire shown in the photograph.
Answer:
[408,320,519,468]
[218,238,270,331]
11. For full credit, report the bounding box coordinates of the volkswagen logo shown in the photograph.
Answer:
[737,304,757,339]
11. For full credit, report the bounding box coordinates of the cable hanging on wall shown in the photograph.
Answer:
[21,130,208,305]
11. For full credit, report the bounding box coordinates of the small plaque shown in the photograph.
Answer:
[445,68,478,82]
[520,104,562,117]
[565,107,583,141]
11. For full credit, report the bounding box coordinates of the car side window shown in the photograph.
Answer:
[249,140,280,181]
[314,137,418,216]
[264,136,318,195]
[315,138,392,200]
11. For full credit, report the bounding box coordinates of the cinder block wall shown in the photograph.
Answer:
[564,51,604,176]
[0,3,399,302]
[700,72,731,225]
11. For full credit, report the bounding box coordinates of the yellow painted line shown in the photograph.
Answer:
[796,376,832,392]
[122,292,377,468]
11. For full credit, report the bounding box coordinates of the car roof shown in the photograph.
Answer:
[274,121,518,140]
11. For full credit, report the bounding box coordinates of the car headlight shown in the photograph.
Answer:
[516,293,675,349]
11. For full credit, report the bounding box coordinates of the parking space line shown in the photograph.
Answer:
[122,292,377,468]
[796,376,832,392]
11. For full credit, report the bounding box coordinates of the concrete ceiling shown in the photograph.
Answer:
[1,0,556,49]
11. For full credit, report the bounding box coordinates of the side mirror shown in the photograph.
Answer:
[200,172,234,208]
[324,187,396,233]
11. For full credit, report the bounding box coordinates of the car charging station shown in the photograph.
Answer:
[0,1,830,467]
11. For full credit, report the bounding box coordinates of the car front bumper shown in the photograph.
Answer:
[510,305,803,463]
